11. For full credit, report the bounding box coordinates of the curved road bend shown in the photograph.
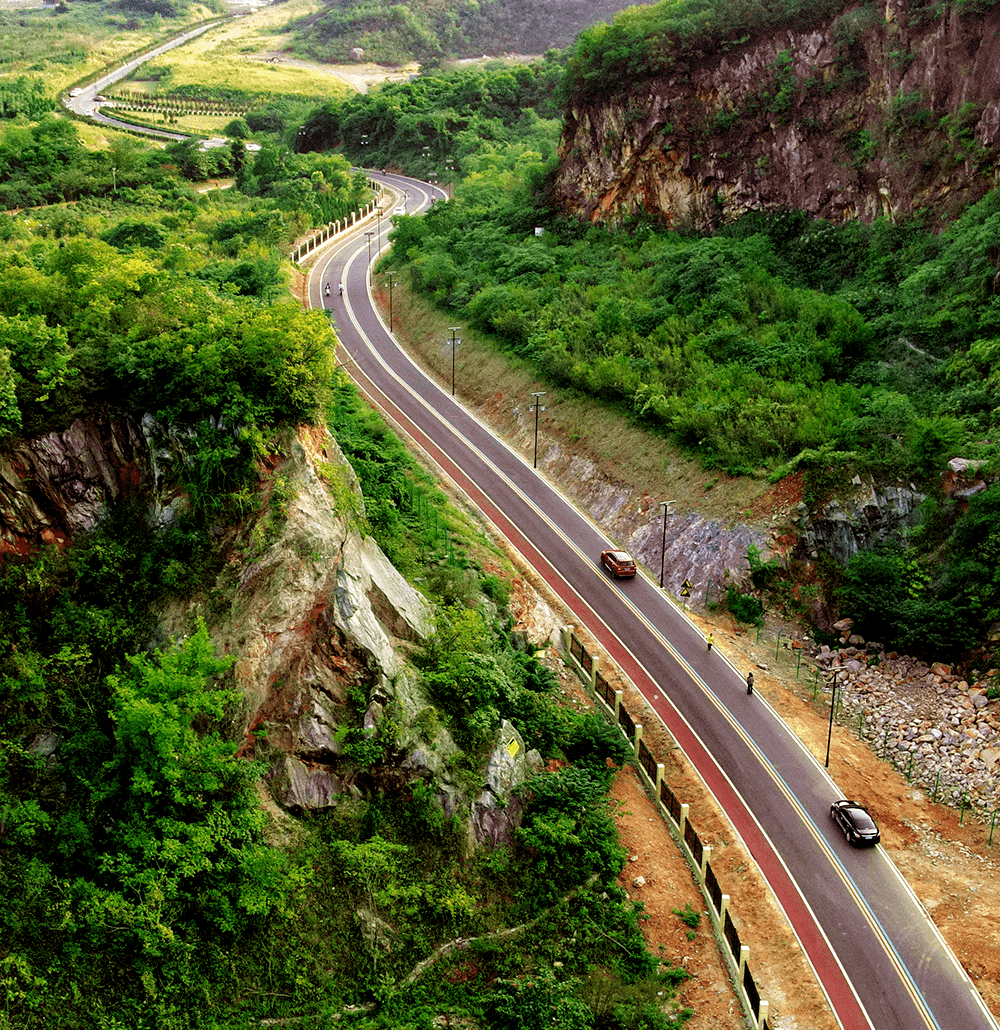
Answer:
[64,21,225,140]
[308,174,998,1030]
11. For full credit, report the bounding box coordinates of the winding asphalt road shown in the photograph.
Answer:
[63,21,224,139]
[308,173,999,1030]
[62,21,998,1024]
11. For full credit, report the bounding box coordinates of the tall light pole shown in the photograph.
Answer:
[825,666,844,768]
[447,327,461,396]
[376,209,382,255]
[385,272,397,330]
[530,392,546,469]
[364,230,375,284]
[659,500,675,588]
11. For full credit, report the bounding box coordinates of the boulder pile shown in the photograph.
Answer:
[815,620,999,812]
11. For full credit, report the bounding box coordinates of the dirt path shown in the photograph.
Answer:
[250,52,418,93]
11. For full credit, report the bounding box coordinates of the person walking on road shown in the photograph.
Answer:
[706,633,713,653]
[746,671,754,695]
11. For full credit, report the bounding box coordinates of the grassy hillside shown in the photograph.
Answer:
[282,0,640,66]
[119,0,354,102]
[0,0,220,85]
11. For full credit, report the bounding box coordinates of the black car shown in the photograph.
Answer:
[830,800,880,847]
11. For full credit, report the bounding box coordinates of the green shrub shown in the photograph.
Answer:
[746,543,782,590]
[726,585,764,625]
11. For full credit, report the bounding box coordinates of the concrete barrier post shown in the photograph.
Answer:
[613,689,623,721]
[739,944,749,981]
[560,625,573,658]
[700,844,711,883]
[719,894,729,929]
[633,723,643,758]
[758,1000,768,1029]
[655,763,664,797]
[679,802,689,840]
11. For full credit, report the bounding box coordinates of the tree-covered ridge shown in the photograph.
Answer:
[296,57,565,177]
[0,147,362,444]
[283,0,637,67]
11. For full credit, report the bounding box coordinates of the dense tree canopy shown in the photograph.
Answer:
[296,58,564,177]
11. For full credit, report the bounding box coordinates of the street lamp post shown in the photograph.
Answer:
[376,209,382,255]
[385,272,397,330]
[447,327,461,396]
[529,392,546,469]
[825,666,843,768]
[659,500,675,588]
[364,229,374,270]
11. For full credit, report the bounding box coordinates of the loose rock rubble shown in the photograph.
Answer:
[814,620,999,812]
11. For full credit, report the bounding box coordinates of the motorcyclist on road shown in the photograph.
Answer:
[338,282,344,296]
[324,282,331,297]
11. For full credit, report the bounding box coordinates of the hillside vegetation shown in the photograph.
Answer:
[0,0,220,85]
[0,22,697,1030]
[292,56,999,661]
[564,0,994,101]
[282,0,638,66]
[296,55,565,176]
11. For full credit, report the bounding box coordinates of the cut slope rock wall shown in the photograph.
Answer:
[0,416,505,816]
[556,2,1000,228]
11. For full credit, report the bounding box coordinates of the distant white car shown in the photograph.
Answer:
[69,88,83,97]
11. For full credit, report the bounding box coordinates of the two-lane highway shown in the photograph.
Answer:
[310,173,998,1030]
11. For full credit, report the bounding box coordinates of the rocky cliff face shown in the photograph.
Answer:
[0,416,550,821]
[555,2,1000,228]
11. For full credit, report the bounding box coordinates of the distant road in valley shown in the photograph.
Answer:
[308,173,1000,1030]
[63,21,225,140]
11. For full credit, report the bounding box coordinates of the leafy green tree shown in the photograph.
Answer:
[516,765,627,899]
[0,347,20,436]
[101,220,169,251]
[95,623,287,943]
[485,968,594,1030]
[940,483,1000,635]
[836,545,913,644]
[419,604,518,749]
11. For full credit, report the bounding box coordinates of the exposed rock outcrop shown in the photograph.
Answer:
[555,3,1000,229]
[157,424,451,811]
[793,474,925,564]
[0,414,460,812]
[471,719,544,846]
[0,416,148,552]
